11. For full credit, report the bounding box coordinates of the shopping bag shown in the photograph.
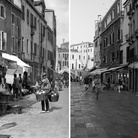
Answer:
[49,90,59,102]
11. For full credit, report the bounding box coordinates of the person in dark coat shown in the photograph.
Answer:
[84,76,89,91]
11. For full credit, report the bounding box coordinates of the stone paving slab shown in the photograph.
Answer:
[71,82,138,138]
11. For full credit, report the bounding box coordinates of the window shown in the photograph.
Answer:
[30,13,33,26]
[120,50,123,64]
[127,46,130,62]
[117,29,120,40]
[112,32,115,43]
[72,64,74,69]
[48,31,53,44]
[72,55,74,59]
[0,5,5,18]
[110,34,112,44]
[43,25,45,36]
[27,39,29,53]
[117,2,120,13]
[22,5,25,20]
[112,9,115,19]
[22,37,24,52]
[79,64,80,69]
[27,9,29,24]
[12,13,15,24]
[34,17,37,29]
[12,37,15,53]
[34,43,37,55]
[104,20,107,28]
[107,14,111,25]
[0,31,7,50]
[79,55,81,59]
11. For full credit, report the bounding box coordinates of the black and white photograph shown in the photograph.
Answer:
[71,0,138,138]
[0,0,69,138]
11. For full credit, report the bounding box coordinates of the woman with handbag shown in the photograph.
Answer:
[40,73,51,113]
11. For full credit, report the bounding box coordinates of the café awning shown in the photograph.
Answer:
[2,53,31,68]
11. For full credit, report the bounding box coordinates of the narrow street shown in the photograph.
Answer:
[71,82,138,138]
[0,87,69,138]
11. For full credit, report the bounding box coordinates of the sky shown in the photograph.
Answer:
[45,0,69,47]
[70,0,116,45]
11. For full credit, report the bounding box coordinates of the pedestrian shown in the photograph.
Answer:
[13,74,20,101]
[40,73,51,113]
[92,79,95,92]
[55,78,59,91]
[18,74,23,99]
[118,78,123,93]
[84,76,89,92]
[79,75,82,85]
[95,78,101,99]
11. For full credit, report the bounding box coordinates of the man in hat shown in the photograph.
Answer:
[40,73,51,113]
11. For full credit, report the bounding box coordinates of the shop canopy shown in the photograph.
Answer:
[2,53,31,68]
[89,68,108,75]
[102,64,128,73]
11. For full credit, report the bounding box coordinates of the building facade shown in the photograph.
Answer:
[21,0,47,83]
[58,42,69,73]
[126,0,138,92]
[0,0,22,55]
[93,16,102,68]
[0,0,56,84]
[70,42,94,70]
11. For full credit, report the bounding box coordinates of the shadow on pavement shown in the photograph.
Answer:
[49,106,62,112]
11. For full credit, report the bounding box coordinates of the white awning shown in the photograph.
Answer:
[2,53,31,68]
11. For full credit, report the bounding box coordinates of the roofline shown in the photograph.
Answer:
[25,0,47,24]
[71,42,93,47]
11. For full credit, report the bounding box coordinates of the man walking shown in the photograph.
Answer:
[84,76,89,93]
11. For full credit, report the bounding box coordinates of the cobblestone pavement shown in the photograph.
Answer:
[0,88,69,138]
[71,82,138,138]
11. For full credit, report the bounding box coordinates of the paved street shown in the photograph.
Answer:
[71,82,138,138]
[0,87,69,138]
